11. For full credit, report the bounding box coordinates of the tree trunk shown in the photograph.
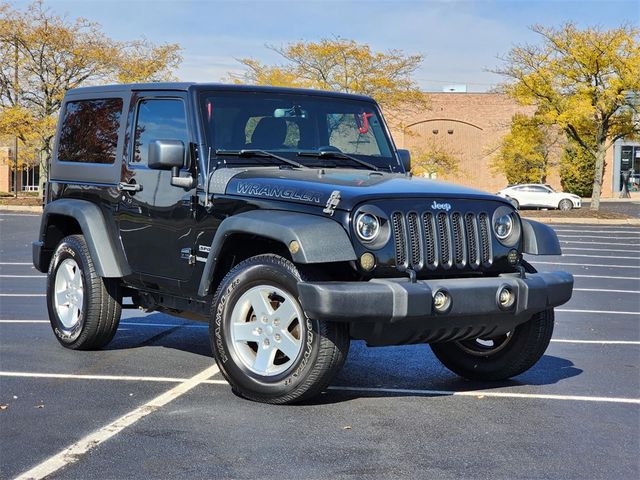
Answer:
[38,149,48,197]
[590,142,607,211]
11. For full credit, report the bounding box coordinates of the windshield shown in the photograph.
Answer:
[199,91,399,170]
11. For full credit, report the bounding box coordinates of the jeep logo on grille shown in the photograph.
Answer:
[431,201,452,211]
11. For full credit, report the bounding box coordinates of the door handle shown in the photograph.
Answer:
[118,182,143,192]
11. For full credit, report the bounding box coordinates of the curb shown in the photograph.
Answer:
[0,205,43,213]
[522,216,640,226]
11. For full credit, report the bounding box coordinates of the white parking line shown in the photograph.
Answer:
[562,247,640,253]
[561,241,640,246]
[0,320,208,329]
[551,339,640,345]
[531,261,639,268]
[558,235,639,239]
[0,293,45,297]
[0,371,190,382]
[557,309,640,315]
[0,275,44,278]
[1,371,637,406]
[0,320,47,323]
[14,365,219,480]
[3,321,639,346]
[0,213,39,217]
[573,288,640,294]
[0,262,32,265]
[560,254,640,260]
[573,274,640,280]
[325,385,640,405]
[554,229,640,234]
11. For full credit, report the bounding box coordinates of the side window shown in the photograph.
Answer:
[57,98,123,164]
[133,99,188,165]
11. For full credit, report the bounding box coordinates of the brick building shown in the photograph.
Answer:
[391,92,623,197]
[0,140,38,193]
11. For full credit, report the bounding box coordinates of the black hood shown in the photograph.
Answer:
[221,167,509,211]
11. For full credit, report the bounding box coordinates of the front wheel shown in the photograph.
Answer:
[558,199,573,211]
[430,309,554,381]
[209,254,350,404]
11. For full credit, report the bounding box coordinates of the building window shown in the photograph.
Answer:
[620,145,640,172]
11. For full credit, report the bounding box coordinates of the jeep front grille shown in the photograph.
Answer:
[392,210,492,271]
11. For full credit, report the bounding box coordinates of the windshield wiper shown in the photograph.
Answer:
[297,150,379,171]
[215,149,306,169]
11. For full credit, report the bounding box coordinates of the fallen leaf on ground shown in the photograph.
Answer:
[0,404,8,410]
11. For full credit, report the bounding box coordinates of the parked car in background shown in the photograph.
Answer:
[496,184,582,211]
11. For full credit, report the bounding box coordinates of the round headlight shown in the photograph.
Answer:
[355,213,380,242]
[494,214,513,240]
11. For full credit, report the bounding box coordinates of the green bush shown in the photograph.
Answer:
[560,140,596,197]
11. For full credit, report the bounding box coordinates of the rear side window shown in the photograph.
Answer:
[57,98,123,164]
[132,99,188,165]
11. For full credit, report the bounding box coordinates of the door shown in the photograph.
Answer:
[117,92,196,284]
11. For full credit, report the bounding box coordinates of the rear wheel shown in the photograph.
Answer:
[558,199,573,211]
[508,197,519,210]
[210,254,350,404]
[47,235,122,350]
[430,309,554,381]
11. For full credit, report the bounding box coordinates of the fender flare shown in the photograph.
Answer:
[198,210,357,297]
[38,199,131,277]
[521,218,562,255]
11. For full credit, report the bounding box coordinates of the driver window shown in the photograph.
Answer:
[133,99,188,165]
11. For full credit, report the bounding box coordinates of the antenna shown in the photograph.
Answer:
[205,146,212,208]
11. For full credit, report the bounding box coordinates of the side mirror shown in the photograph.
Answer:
[148,140,195,189]
[148,139,185,171]
[397,149,411,172]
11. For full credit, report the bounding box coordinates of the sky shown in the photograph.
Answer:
[13,0,640,92]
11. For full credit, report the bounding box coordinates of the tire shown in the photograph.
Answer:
[508,197,520,210]
[209,254,350,404]
[430,309,554,381]
[47,235,122,350]
[558,199,573,211]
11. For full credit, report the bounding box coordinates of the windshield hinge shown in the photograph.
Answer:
[323,190,341,216]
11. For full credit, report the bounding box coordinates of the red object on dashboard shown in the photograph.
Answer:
[356,112,374,134]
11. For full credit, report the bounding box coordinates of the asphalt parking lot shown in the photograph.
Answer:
[1,212,639,480]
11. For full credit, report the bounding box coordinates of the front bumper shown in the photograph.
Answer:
[298,271,573,345]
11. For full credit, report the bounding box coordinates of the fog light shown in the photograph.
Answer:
[360,252,375,271]
[433,290,451,313]
[498,286,515,309]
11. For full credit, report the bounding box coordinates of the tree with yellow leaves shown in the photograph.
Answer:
[232,38,428,129]
[491,114,559,185]
[411,140,460,179]
[495,23,640,210]
[0,1,181,192]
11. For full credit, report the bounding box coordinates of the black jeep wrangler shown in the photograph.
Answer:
[33,83,573,404]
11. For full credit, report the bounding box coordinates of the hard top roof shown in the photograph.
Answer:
[65,82,376,102]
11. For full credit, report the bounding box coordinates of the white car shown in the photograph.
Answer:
[496,184,582,211]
